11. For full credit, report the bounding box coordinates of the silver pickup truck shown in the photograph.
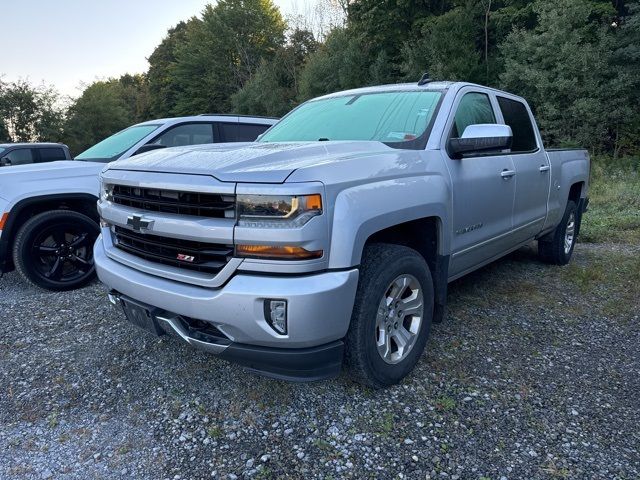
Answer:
[94,81,590,387]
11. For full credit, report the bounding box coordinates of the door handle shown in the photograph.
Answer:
[501,169,516,179]
[539,165,550,172]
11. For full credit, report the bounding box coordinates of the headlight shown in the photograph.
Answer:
[236,194,322,228]
[101,183,113,202]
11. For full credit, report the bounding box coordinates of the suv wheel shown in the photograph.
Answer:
[345,243,434,388]
[538,200,579,265]
[13,210,99,291]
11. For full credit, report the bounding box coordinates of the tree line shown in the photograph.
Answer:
[1,0,637,158]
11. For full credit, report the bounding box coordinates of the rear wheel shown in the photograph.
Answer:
[538,200,579,265]
[345,243,434,388]
[13,210,99,291]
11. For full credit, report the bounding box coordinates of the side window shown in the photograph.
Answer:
[151,123,214,147]
[497,97,538,152]
[38,147,66,162]
[217,123,237,142]
[5,148,35,165]
[450,92,496,138]
[236,123,270,142]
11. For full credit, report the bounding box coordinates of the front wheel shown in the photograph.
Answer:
[12,210,99,291]
[345,243,434,388]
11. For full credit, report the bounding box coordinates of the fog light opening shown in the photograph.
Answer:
[265,299,287,335]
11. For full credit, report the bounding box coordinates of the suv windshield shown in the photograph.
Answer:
[259,90,443,149]
[75,124,161,162]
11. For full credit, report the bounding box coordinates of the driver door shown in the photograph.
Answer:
[445,90,517,278]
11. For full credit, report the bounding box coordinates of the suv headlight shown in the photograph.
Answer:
[101,183,113,202]
[236,194,322,228]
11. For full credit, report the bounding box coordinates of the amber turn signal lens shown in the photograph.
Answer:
[236,244,323,260]
[0,213,8,231]
[304,194,322,211]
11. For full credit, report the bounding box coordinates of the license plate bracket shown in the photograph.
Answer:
[119,297,165,336]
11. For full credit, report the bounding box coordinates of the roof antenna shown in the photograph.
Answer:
[418,72,432,86]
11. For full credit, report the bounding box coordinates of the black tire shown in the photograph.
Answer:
[12,210,99,291]
[538,200,579,265]
[345,243,434,388]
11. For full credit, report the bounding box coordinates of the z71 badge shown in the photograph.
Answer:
[177,254,195,262]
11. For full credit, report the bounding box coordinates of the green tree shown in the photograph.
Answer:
[0,79,64,142]
[231,29,318,116]
[499,0,625,152]
[62,75,150,155]
[297,27,394,100]
[169,0,286,115]
[147,21,192,117]
[399,4,486,83]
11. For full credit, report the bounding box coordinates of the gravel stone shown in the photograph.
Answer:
[1,243,639,479]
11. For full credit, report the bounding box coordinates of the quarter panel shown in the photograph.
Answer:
[544,150,589,231]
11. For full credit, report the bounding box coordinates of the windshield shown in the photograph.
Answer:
[0,147,5,155]
[75,124,161,162]
[259,90,443,149]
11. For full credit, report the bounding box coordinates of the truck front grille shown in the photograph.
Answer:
[113,226,233,275]
[111,185,235,219]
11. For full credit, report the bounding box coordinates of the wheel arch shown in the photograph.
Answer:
[361,217,449,323]
[0,193,99,273]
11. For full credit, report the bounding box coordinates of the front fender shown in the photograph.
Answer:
[328,174,451,269]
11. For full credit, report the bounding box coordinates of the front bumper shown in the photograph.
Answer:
[94,237,359,379]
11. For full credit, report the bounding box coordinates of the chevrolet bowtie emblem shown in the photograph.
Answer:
[126,214,153,232]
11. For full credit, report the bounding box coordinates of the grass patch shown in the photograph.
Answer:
[561,262,606,293]
[435,395,456,412]
[207,425,224,438]
[561,249,640,317]
[579,156,640,244]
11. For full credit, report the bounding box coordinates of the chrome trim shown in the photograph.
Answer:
[156,314,231,354]
[452,217,545,258]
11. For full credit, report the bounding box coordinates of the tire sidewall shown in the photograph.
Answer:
[558,201,578,264]
[355,247,434,386]
[13,211,99,291]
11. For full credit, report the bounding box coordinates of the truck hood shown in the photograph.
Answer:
[0,160,103,180]
[106,141,395,183]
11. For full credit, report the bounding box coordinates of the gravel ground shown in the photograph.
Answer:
[1,242,638,480]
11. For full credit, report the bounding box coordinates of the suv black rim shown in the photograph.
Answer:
[31,223,95,283]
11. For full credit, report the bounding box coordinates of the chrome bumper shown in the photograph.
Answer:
[94,235,359,349]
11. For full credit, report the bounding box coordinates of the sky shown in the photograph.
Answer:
[2,0,312,98]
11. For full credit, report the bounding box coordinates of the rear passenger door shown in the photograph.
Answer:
[496,96,549,242]
[445,89,517,277]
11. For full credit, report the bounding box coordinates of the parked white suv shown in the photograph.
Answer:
[0,115,277,290]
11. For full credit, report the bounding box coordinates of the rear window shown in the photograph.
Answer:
[38,147,67,162]
[237,123,270,142]
[497,97,537,152]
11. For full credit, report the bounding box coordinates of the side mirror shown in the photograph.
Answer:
[133,144,167,156]
[448,124,512,159]
[0,157,11,167]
